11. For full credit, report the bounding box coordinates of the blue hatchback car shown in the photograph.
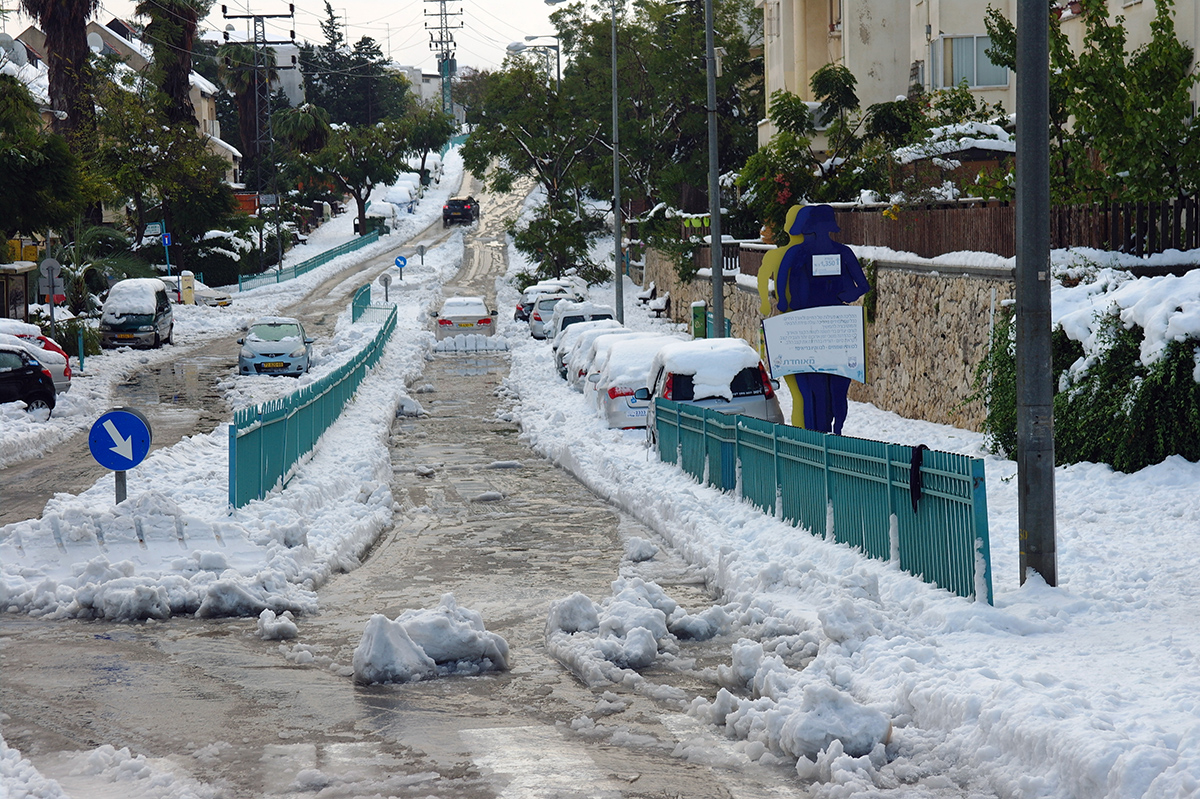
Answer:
[238,317,314,376]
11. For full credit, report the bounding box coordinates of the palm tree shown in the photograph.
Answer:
[137,0,211,126]
[51,220,147,314]
[19,0,99,148]
[273,103,331,154]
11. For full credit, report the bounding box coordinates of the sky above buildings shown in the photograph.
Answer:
[2,0,555,75]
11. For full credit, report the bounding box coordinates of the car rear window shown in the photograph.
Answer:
[669,367,763,401]
[561,315,585,328]
[730,366,765,397]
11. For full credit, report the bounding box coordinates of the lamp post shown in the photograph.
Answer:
[703,0,723,335]
[506,40,560,89]
[545,0,623,323]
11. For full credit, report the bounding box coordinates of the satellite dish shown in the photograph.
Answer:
[87,32,104,53]
[3,38,28,66]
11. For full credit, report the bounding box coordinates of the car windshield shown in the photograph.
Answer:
[250,323,301,341]
[108,313,153,325]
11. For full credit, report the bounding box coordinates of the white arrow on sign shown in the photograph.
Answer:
[103,419,134,461]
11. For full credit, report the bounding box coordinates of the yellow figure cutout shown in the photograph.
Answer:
[757,205,807,427]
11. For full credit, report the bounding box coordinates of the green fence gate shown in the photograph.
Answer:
[653,400,992,603]
[238,231,381,292]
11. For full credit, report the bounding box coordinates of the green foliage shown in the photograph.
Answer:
[48,317,102,359]
[0,74,85,238]
[986,0,1199,203]
[860,258,877,324]
[973,306,1200,473]
[967,305,1017,457]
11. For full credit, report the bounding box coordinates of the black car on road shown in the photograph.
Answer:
[0,342,56,417]
[443,196,479,227]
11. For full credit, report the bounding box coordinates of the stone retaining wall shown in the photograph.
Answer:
[642,249,1015,432]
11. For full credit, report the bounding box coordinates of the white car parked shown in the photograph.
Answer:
[588,335,682,428]
[565,328,641,392]
[433,296,497,340]
[553,318,623,379]
[639,338,784,442]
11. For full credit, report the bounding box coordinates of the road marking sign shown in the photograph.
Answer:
[395,255,407,269]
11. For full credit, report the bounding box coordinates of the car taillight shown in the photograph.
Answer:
[759,364,775,399]
[443,204,449,209]
[40,367,53,382]
[663,373,674,400]
[608,386,634,399]
[438,318,454,326]
[477,318,492,325]
[63,360,71,379]
[532,311,542,321]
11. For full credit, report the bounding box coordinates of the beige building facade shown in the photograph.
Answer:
[757,0,1200,146]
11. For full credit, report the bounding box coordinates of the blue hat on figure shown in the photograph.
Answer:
[789,204,840,236]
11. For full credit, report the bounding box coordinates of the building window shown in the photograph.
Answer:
[930,35,1007,88]
[765,2,779,39]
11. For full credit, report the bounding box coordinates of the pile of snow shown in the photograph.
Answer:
[433,334,509,352]
[352,594,510,683]
[545,577,729,688]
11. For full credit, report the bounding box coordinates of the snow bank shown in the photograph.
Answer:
[352,594,510,683]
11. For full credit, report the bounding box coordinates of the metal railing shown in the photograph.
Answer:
[228,294,397,509]
[237,231,380,292]
[653,399,992,603]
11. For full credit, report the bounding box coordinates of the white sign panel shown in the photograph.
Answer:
[812,253,841,276]
[761,305,867,383]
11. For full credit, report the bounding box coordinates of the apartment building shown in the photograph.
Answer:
[757,0,1200,146]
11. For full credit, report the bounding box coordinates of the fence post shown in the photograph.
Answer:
[228,423,237,511]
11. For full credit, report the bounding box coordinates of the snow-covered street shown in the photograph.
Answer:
[4,150,1200,798]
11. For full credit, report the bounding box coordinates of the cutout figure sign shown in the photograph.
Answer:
[759,204,869,435]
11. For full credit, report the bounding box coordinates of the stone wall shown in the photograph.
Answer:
[642,249,1015,432]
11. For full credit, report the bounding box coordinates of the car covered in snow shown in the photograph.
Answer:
[0,339,56,417]
[99,278,174,349]
[565,328,641,391]
[514,279,582,321]
[546,300,616,348]
[0,321,70,393]
[638,338,783,440]
[584,334,680,428]
[552,318,623,379]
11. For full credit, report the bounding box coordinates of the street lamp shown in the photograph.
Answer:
[506,40,560,89]
[545,0,623,323]
[524,35,561,89]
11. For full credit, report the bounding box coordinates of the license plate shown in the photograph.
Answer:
[262,361,285,368]
[117,333,135,339]
[456,322,473,327]
[629,409,647,417]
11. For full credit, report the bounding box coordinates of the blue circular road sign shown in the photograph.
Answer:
[394,255,407,269]
[89,408,153,471]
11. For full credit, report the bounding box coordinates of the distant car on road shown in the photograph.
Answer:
[442,196,479,227]
[433,296,497,340]
[0,341,56,417]
[159,275,233,307]
[238,317,314,376]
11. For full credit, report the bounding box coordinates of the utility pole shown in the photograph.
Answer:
[425,0,462,115]
[222,4,297,272]
[703,0,723,334]
[1015,0,1057,586]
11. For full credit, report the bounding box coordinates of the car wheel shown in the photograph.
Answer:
[153,333,161,348]
[25,395,52,418]
[165,326,173,345]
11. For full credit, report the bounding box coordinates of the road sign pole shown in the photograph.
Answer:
[115,471,127,504]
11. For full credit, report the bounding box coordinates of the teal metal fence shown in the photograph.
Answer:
[653,400,992,603]
[228,297,397,509]
[237,231,380,292]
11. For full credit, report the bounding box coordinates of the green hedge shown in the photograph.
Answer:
[973,308,1200,472]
